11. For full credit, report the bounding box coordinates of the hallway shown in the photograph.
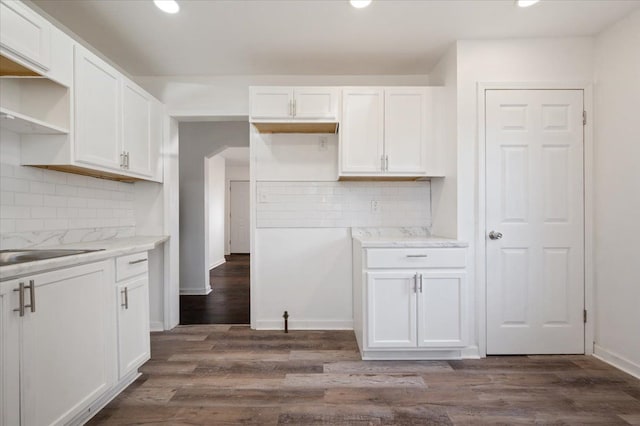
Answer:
[180,254,250,325]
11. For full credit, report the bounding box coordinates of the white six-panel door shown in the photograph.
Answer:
[486,89,584,354]
[230,180,250,254]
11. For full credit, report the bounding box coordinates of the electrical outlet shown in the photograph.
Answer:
[319,136,328,151]
[370,200,379,212]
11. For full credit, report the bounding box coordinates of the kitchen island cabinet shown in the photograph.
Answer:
[352,228,469,360]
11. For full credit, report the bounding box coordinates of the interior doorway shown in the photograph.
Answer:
[179,141,251,325]
[484,89,585,355]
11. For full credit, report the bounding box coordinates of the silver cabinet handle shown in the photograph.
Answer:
[121,287,129,309]
[13,282,25,317]
[419,274,423,293]
[385,155,389,171]
[25,280,35,313]
[120,152,125,168]
[413,273,418,293]
[406,254,428,258]
[129,258,148,265]
[125,152,130,169]
[489,231,503,240]
[381,155,385,171]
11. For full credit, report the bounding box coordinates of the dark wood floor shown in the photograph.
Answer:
[180,254,250,325]
[89,326,640,425]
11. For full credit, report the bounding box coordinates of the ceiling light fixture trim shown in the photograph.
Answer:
[517,0,540,8]
[154,0,180,14]
[350,0,372,9]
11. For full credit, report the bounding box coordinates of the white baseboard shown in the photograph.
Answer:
[256,319,354,330]
[180,287,212,296]
[209,258,226,270]
[461,345,481,359]
[149,321,164,332]
[593,344,640,379]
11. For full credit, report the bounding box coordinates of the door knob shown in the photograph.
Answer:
[488,231,503,240]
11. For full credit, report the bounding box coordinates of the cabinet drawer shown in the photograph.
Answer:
[366,248,466,269]
[116,252,148,281]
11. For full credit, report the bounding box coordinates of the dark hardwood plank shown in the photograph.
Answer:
[88,326,640,425]
[180,254,250,325]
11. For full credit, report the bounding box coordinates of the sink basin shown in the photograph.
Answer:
[0,249,105,267]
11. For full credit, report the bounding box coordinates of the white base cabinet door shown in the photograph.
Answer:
[0,281,20,426]
[366,272,417,348]
[116,275,150,379]
[2,261,116,426]
[417,272,466,348]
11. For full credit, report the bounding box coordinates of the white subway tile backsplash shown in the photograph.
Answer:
[15,193,43,206]
[2,177,29,192]
[256,181,431,229]
[1,163,136,248]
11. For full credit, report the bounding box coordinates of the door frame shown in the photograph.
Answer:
[229,179,250,254]
[476,82,594,357]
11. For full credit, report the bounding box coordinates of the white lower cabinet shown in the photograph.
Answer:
[354,244,467,360]
[116,274,150,379]
[0,252,152,425]
[0,261,116,426]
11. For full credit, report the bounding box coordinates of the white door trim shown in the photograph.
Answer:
[476,82,594,357]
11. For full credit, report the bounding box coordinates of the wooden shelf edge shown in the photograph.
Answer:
[29,165,142,183]
[252,122,338,134]
[0,54,42,77]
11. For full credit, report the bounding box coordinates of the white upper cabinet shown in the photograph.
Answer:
[384,88,428,174]
[340,87,436,179]
[122,78,153,177]
[74,44,122,170]
[0,0,51,72]
[250,86,293,119]
[21,39,164,183]
[340,88,384,174]
[292,87,339,120]
[249,86,339,121]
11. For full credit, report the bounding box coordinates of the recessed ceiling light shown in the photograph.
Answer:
[517,0,540,7]
[154,0,180,14]
[350,0,372,9]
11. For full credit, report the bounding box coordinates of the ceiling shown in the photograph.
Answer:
[32,0,639,77]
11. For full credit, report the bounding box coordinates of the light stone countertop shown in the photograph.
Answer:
[0,236,168,281]
[351,227,468,248]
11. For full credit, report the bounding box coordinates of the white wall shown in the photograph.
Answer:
[136,75,429,118]
[455,37,595,355]
[179,121,249,295]
[162,117,180,330]
[592,9,640,377]
[428,43,458,239]
[207,155,226,269]
[225,164,249,255]
[255,228,353,329]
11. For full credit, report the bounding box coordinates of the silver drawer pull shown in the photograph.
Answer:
[128,258,148,265]
[406,254,428,258]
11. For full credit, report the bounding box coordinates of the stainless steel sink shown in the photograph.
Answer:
[0,249,105,267]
